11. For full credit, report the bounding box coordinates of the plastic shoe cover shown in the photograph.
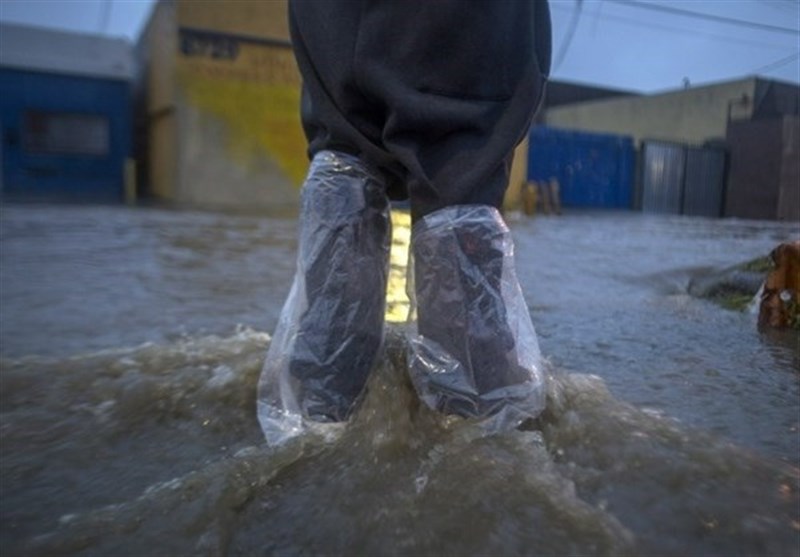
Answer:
[407,205,545,431]
[257,151,391,446]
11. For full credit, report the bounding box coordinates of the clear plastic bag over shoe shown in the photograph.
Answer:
[257,151,391,446]
[407,205,545,431]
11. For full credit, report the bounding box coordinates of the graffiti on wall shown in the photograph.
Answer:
[176,27,308,185]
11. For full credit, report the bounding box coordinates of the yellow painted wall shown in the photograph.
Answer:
[148,0,309,211]
[546,78,757,146]
[176,40,307,186]
[504,138,530,212]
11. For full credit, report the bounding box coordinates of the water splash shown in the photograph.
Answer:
[2,327,797,556]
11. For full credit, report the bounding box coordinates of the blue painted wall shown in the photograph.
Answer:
[528,126,635,209]
[0,68,131,201]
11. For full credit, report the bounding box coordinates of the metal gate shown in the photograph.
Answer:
[528,126,635,209]
[641,140,727,217]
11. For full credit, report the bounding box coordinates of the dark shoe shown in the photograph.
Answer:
[257,151,390,444]
[408,205,545,425]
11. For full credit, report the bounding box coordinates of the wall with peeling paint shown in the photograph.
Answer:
[138,0,306,212]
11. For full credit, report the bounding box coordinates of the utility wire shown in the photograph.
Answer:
[551,2,794,50]
[606,0,800,36]
[98,0,113,35]
[553,0,584,72]
[749,51,800,74]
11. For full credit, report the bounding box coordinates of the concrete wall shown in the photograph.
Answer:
[545,78,757,146]
[138,0,306,212]
[174,0,305,212]
[142,0,178,200]
[177,0,290,41]
[777,116,799,222]
[725,115,799,221]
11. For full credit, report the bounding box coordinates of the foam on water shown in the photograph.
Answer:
[2,327,797,556]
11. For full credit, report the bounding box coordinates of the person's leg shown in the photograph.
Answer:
[287,0,409,201]
[354,0,551,220]
[409,205,545,422]
[286,0,552,214]
[257,151,390,445]
[258,1,398,444]
[353,0,552,425]
[260,0,553,440]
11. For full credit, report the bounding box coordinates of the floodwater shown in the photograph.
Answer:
[1,203,798,556]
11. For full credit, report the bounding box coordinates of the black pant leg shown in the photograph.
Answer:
[290,0,551,219]
[288,0,409,200]
[354,0,551,220]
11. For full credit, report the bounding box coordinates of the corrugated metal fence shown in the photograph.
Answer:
[641,140,727,217]
[528,126,635,209]
[641,142,685,214]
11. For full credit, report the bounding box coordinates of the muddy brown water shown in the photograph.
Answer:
[1,204,798,556]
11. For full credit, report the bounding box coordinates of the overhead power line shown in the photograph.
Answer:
[749,51,800,74]
[98,0,113,35]
[607,0,800,36]
[551,2,794,50]
[553,0,584,72]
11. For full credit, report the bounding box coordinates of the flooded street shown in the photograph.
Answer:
[511,213,800,462]
[1,203,798,556]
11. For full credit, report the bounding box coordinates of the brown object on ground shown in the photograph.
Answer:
[522,181,537,216]
[537,180,552,214]
[758,241,800,329]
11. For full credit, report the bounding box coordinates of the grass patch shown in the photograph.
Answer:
[713,293,756,311]
[739,256,773,274]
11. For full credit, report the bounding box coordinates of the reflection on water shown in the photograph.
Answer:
[510,212,799,462]
[0,204,798,556]
[385,209,411,323]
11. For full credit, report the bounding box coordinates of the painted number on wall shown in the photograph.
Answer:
[180,29,239,61]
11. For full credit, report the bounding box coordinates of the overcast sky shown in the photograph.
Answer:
[0,0,798,93]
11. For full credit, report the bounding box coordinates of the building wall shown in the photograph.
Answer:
[545,78,757,146]
[541,80,637,109]
[177,0,290,41]
[140,0,178,200]
[752,79,800,119]
[724,116,798,220]
[0,68,131,201]
[777,116,799,221]
[138,0,542,212]
[138,0,306,212]
[174,24,306,211]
